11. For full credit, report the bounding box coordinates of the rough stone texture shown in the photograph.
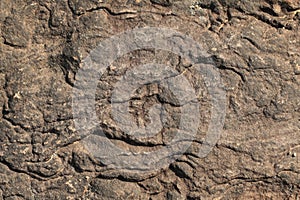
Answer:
[0,0,300,199]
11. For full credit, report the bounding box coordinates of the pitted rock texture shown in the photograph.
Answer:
[0,0,300,199]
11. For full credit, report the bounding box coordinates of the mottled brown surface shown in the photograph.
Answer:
[0,0,300,199]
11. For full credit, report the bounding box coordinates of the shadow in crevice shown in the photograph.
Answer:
[48,43,80,87]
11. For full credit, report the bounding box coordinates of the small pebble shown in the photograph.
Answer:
[273,3,281,15]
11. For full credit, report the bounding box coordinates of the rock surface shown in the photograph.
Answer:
[0,0,300,199]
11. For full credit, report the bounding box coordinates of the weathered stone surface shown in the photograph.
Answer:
[1,17,30,48]
[0,0,299,199]
[87,179,148,199]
